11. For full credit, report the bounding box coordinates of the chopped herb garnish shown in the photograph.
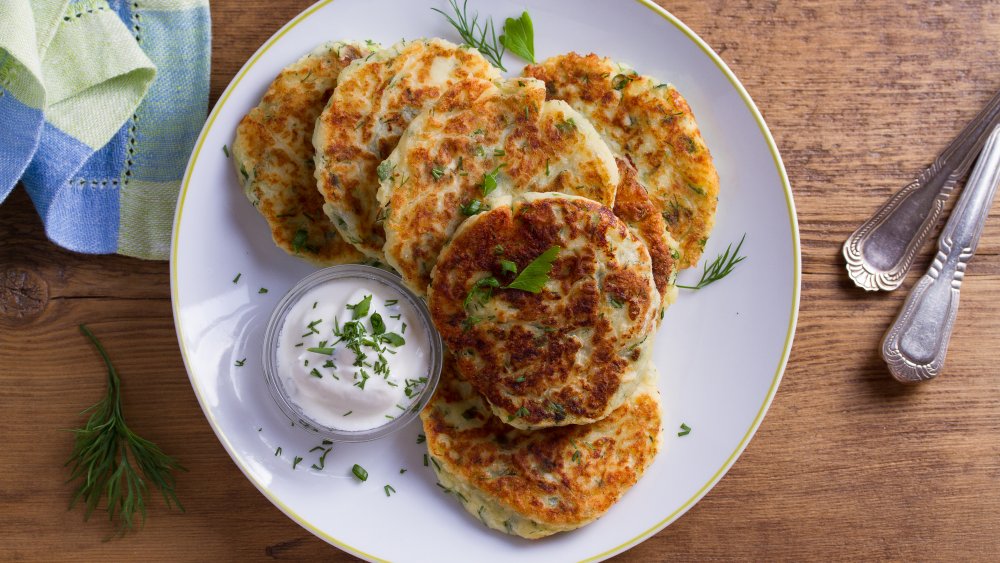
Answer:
[312,448,332,471]
[377,160,394,181]
[275,447,282,457]
[460,199,484,216]
[506,406,530,422]
[500,259,518,276]
[258,287,268,294]
[222,144,230,158]
[232,272,241,284]
[417,434,426,444]
[370,313,386,335]
[343,410,353,416]
[384,484,396,497]
[431,165,445,180]
[400,468,407,474]
[676,234,747,290]
[514,376,525,383]
[235,358,246,367]
[291,228,309,253]
[493,148,506,157]
[481,165,502,196]
[463,275,500,310]
[423,453,429,467]
[612,73,633,90]
[292,456,303,470]
[555,117,576,133]
[310,368,322,379]
[678,423,691,437]
[609,296,625,309]
[352,464,369,482]
[354,369,370,389]
[385,299,398,306]
[307,347,334,355]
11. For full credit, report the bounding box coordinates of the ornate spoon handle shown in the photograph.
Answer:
[882,124,1000,382]
[844,89,1000,291]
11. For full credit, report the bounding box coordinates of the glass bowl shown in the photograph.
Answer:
[261,265,442,442]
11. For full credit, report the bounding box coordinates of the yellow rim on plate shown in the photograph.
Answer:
[170,1,800,560]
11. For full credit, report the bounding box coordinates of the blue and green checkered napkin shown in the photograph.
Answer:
[0,0,210,260]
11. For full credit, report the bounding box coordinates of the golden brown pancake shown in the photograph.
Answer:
[232,41,372,265]
[613,156,678,310]
[524,53,720,268]
[377,76,620,295]
[422,357,663,539]
[312,38,501,260]
[427,193,659,429]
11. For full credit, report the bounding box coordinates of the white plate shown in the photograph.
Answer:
[171,1,799,560]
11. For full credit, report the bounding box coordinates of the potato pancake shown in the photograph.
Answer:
[377,76,620,295]
[524,53,720,268]
[422,357,662,539]
[313,38,501,260]
[232,41,373,265]
[427,193,659,429]
[613,156,678,310]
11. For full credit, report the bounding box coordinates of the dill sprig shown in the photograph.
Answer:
[66,325,185,538]
[676,234,747,290]
[433,0,507,71]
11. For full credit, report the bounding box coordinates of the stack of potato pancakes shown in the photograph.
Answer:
[232,38,719,539]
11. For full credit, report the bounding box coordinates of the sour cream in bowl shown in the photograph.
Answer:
[262,265,442,442]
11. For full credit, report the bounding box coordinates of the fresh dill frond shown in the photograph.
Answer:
[433,0,507,71]
[66,325,185,538]
[676,234,747,290]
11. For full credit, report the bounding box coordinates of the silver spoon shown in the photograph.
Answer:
[843,89,1000,291]
[881,123,1000,382]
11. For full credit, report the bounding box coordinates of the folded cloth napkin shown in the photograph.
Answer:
[0,0,210,259]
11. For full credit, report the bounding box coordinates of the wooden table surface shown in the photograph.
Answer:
[3,0,1000,560]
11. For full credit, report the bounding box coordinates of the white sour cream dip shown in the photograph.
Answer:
[276,278,430,431]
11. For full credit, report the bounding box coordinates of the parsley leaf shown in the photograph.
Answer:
[505,246,560,293]
[370,312,386,335]
[348,294,372,319]
[381,332,406,347]
[460,199,484,216]
[500,12,535,63]
[481,165,503,196]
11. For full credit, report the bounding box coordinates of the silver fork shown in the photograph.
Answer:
[881,124,1000,382]
[843,89,1000,291]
